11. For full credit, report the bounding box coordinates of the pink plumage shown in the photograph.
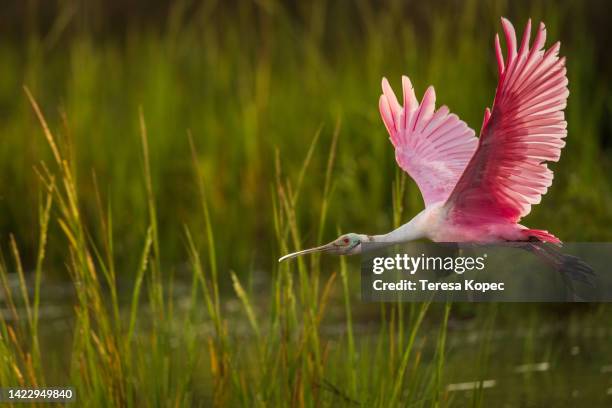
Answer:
[379,78,477,207]
[379,18,567,244]
[279,17,574,265]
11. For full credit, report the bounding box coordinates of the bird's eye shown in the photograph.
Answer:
[343,237,350,244]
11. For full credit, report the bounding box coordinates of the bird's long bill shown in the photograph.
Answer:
[278,243,334,262]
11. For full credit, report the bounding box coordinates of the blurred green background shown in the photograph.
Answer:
[1,1,611,406]
[1,0,610,275]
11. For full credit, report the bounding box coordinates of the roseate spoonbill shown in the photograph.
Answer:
[279,18,592,280]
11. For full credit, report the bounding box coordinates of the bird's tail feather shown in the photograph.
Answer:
[522,228,562,244]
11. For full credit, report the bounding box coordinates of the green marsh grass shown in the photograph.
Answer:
[0,1,611,406]
[2,0,610,273]
[0,92,460,406]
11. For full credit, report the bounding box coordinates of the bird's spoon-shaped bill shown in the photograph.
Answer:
[278,243,334,263]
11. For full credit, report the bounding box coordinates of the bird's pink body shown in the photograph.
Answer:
[378,18,566,245]
[279,17,569,263]
[382,203,533,244]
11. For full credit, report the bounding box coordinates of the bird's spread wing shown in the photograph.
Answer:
[379,77,477,207]
[445,18,568,224]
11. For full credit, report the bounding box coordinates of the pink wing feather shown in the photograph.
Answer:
[446,18,568,224]
[379,76,477,207]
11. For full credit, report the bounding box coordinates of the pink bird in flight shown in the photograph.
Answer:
[280,18,590,279]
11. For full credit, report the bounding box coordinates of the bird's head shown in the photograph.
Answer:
[278,233,366,262]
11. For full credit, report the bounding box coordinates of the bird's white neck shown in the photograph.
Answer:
[370,211,427,244]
